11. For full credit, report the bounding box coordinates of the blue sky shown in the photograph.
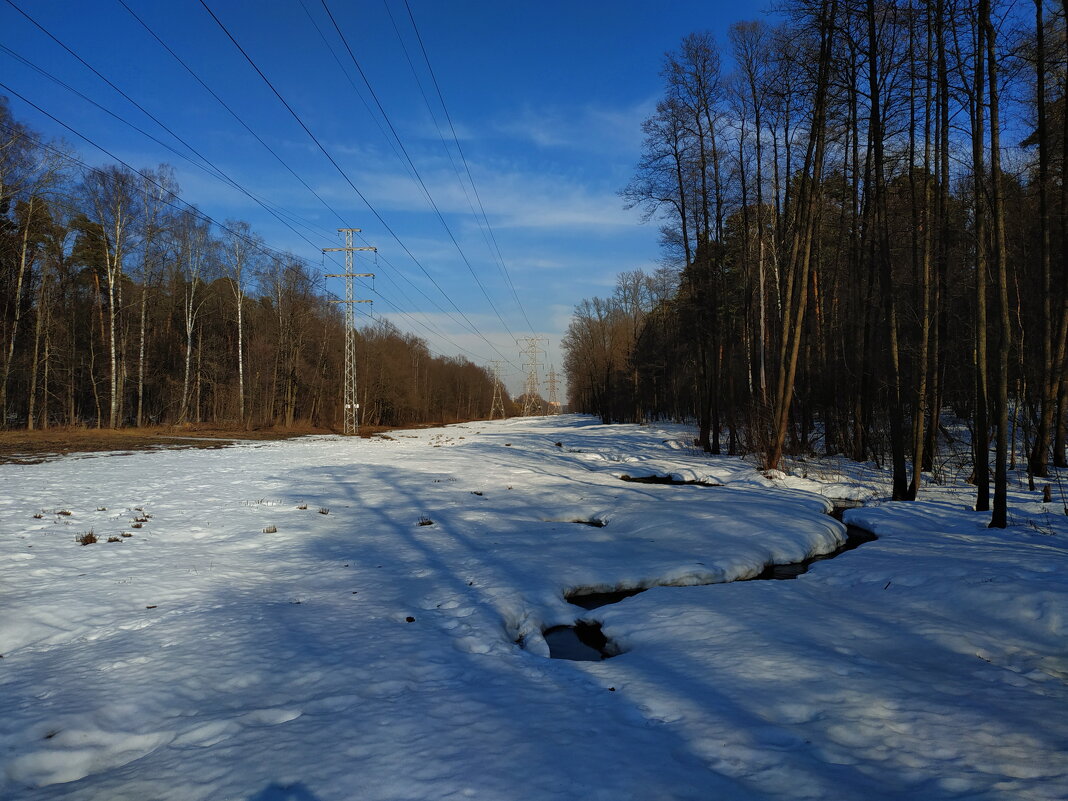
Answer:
[1,0,775,396]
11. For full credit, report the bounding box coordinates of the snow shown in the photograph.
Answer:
[1,415,1066,800]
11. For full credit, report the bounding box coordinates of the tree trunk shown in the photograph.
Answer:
[983,0,1010,528]
[1,197,36,426]
[971,7,991,511]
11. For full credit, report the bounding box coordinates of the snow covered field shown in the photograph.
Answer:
[1,415,1066,800]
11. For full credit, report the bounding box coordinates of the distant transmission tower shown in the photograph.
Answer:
[488,360,507,419]
[324,228,375,436]
[517,337,547,416]
[545,365,560,414]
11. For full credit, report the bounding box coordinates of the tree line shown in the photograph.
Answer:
[0,100,507,432]
[563,0,1067,525]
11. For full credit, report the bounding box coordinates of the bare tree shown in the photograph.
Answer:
[223,219,261,427]
[82,166,140,428]
[173,210,214,424]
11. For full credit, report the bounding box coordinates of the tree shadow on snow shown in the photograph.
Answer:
[248,782,321,801]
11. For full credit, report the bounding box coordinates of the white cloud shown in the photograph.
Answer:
[340,159,639,232]
[493,97,656,154]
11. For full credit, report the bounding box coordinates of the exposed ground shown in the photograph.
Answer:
[0,422,453,464]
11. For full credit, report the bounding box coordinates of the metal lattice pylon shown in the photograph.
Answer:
[488,360,507,419]
[545,365,560,414]
[516,337,547,416]
[324,229,375,435]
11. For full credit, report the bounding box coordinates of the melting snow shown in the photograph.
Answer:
[1,415,1065,800]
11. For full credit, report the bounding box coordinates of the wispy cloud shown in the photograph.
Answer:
[493,97,656,153]
[342,159,638,231]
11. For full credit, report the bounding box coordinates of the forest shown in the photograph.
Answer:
[563,0,1068,526]
[0,99,505,433]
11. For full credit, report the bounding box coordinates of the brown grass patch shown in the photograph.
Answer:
[0,423,336,464]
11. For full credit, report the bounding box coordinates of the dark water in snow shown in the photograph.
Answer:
[543,622,612,661]
[752,525,877,580]
[566,587,646,610]
[619,474,721,486]
[542,505,877,661]
[562,526,877,611]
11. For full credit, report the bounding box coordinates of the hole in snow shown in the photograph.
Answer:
[828,499,866,521]
[543,622,616,661]
[619,474,721,487]
[566,587,646,610]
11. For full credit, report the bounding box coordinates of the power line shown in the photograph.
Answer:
[1,0,520,369]
[115,0,352,231]
[4,0,224,181]
[0,42,323,243]
[401,0,538,337]
[380,1,522,326]
[110,0,510,356]
[317,0,520,343]
[0,97,503,368]
[196,0,517,367]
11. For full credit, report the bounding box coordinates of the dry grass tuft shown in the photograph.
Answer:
[76,530,97,546]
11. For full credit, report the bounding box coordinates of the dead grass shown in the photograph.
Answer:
[0,417,498,464]
[76,530,97,546]
[0,423,337,464]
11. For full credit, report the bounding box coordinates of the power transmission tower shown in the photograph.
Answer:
[488,360,507,419]
[516,337,547,416]
[545,365,560,414]
[324,228,375,436]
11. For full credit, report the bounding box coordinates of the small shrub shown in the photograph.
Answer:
[120,532,133,538]
[97,507,107,512]
[32,513,43,519]
[76,530,97,546]
[318,507,330,515]
[262,525,278,534]
[56,509,72,517]
[418,516,433,526]
[471,491,483,496]
[131,522,143,529]
[107,536,121,543]
[296,503,308,510]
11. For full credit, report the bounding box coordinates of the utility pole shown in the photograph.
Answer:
[516,337,547,416]
[488,360,507,419]
[324,228,375,436]
[545,365,560,414]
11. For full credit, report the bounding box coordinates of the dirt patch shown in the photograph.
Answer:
[0,417,507,464]
[0,424,333,465]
